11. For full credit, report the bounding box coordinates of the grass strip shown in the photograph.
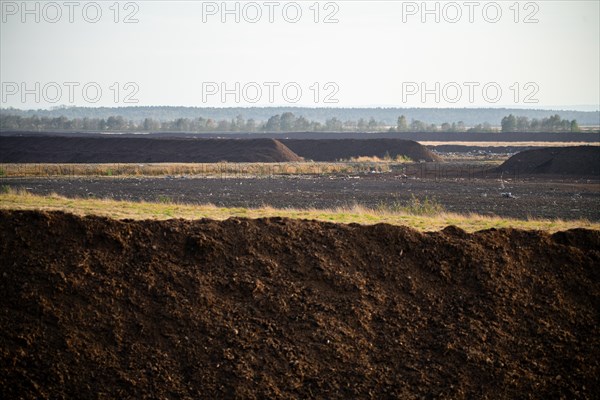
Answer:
[1,189,597,232]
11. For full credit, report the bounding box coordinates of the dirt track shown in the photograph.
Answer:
[1,210,599,399]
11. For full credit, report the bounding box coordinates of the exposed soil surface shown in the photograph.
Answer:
[0,137,303,163]
[3,174,599,221]
[496,146,600,177]
[281,139,441,162]
[1,210,598,399]
[0,136,441,164]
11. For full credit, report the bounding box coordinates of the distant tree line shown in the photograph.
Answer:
[3,106,598,127]
[0,112,387,132]
[391,115,494,133]
[501,114,579,133]
[0,112,581,134]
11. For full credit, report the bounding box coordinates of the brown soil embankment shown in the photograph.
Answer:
[0,136,303,163]
[281,139,442,162]
[496,146,600,176]
[1,210,598,399]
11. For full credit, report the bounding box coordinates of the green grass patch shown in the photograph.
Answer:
[377,195,445,216]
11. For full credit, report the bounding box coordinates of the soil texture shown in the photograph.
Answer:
[0,137,303,163]
[1,210,599,399]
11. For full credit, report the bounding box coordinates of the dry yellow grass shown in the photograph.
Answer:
[340,155,413,163]
[0,162,392,177]
[1,189,597,233]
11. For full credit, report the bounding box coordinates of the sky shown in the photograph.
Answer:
[1,0,599,110]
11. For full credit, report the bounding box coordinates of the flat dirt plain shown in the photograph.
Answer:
[2,173,599,221]
[1,136,598,221]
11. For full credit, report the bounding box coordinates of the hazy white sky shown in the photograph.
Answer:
[1,0,599,109]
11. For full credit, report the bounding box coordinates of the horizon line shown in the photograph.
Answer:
[2,105,599,113]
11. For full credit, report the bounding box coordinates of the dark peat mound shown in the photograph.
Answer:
[1,210,599,399]
[281,139,442,162]
[0,136,303,163]
[495,146,600,177]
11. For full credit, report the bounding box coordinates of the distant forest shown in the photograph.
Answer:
[0,111,586,134]
[1,106,599,127]
[500,114,580,133]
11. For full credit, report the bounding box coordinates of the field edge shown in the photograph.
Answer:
[1,190,597,233]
